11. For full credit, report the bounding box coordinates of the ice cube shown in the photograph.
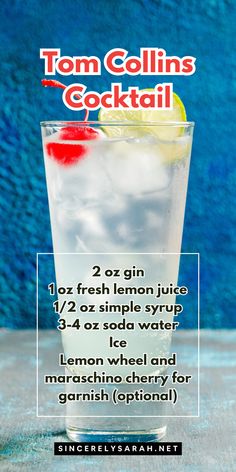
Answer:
[103,140,170,196]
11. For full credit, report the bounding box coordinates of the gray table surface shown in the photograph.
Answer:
[0,329,235,472]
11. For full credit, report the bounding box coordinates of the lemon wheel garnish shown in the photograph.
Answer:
[98,91,190,161]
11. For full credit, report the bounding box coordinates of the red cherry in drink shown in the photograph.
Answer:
[42,79,94,165]
[46,126,100,166]
[59,126,100,140]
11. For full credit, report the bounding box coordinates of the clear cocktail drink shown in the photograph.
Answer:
[41,121,194,441]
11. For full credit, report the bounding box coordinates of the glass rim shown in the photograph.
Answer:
[40,120,195,128]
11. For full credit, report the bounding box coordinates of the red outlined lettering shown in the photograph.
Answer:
[62,82,173,111]
[40,48,60,75]
[104,48,128,75]
[62,84,86,110]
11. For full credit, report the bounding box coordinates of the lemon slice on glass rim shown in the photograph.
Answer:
[98,91,191,161]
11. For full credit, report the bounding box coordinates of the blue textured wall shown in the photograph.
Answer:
[0,0,235,328]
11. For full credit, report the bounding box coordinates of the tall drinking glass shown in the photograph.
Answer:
[41,121,194,441]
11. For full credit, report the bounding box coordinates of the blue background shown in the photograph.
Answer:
[0,0,235,328]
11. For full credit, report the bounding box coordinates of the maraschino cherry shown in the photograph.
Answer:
[42,79,100,165]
